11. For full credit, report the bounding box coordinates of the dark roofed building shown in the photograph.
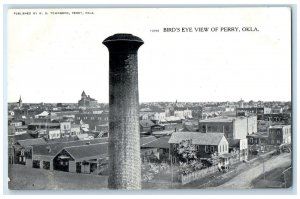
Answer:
[30,138,109,170]
[139,120,155,134]
[14,133,35,141]
[140,136,157,146]
[17,138,47,148]
[141,136,170,162]
[78,91,98,107]
[142,136,170,149]
[168,132,230,166]
[14,138,47,165]
[53,143,108,173]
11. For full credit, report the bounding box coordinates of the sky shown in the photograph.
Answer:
[7,8,291,103]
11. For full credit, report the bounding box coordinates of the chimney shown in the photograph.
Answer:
[46,146,51,153]
[103,33,143,190]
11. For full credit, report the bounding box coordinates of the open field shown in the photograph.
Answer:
[9,164,108,190]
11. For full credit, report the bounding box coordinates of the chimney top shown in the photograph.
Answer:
[103,33,144,44]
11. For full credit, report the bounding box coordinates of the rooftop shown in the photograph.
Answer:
[269,125,291,129]
[64,143,108,160]
[141,136,170,149]
[168,132,225,145]
[32,138,109,157]
[199,117,235,123]
[227,138,240,148]
[140,120,155,128]
[17,138,47,147]
[140,136,158,146]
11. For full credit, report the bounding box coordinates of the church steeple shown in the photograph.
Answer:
[81,90,87,98]
[18,96,22,108]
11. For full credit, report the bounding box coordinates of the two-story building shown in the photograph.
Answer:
[75,112,109,130]
[198,116,257,139]
[268,125,291,145]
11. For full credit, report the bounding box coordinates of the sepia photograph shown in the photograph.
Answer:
[5,7,293,191]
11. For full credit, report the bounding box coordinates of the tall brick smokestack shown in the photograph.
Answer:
[103,34,144,189]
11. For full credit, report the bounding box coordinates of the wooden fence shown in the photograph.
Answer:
[180,165,218,185]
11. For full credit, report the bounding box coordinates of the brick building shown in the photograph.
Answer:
[268,125,291,145]
[78,91,98,107]
[75,112,109,130]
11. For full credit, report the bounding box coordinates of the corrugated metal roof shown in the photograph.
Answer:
[64,143,108,160]
[168,132,224,145]
[17,138,47,147]
[32,138,109,157]
[140,136,157,146]
[142,136,170,149]
[139,120,155,128]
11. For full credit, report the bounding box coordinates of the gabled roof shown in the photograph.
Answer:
[35,111,49,117]
[140,136,157,146]
[142,136,170,149]
[77,133,89,140]
[168,132,225,146]
[32,138,109,157]
[227,138,240,148]
[17,138,47,147]
[14,133,34,141]
[139,120,155,128]
[64,143,108,160]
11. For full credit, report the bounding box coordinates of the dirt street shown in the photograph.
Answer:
[216,153,291,189]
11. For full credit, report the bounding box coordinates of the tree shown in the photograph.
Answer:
[208,152,220,166]
[175,139,202,174]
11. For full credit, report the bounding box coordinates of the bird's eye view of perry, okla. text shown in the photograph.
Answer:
[6,7,293,191]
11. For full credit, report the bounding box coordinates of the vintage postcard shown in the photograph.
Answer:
[6,7,292,190]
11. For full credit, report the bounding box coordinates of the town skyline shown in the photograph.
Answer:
[7,94,292,104]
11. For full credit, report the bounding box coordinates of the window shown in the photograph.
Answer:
[277,130,281,135]
[205,146,209,153]
[196,145,200,151]
[223,145,224,152]
[277,140,281,144]
[250,138,253,143]
[208,126,212,132]
[173,144,177,150]
[271,140,274,144]
[210,146,214,152]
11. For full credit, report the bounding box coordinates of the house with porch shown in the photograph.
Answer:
[168,132,231,167]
